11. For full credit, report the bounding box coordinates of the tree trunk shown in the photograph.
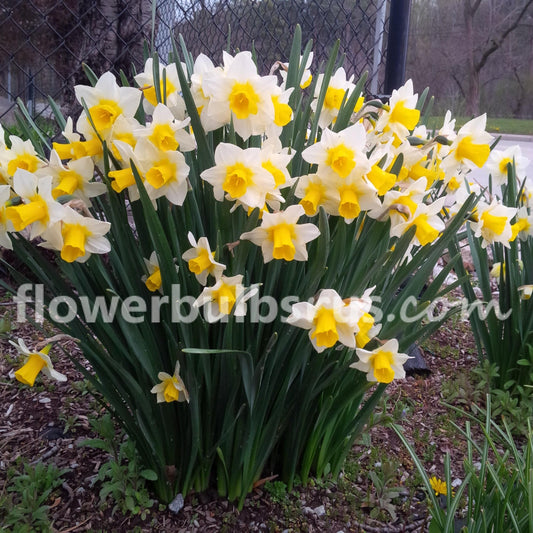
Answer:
[464,0,480,115]
[76,0,151,77]
[58,0,151,115]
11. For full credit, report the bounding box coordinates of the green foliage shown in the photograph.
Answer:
[1,29,476,509]
[442,359,533,436]
[263,480,288,504]
[3,112,58,149]
[364,460,402,522]
[451,160,533,393]
[0,461,69,533]
[0,311,14,336]
[80,414,156,518]
[396,397,533,533]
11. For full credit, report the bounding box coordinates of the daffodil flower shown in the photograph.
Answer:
[134,58,186,118]
[107,115,142,161]
[287,289,365,353]
[10,339,67,387]
[510,207,533,242]
[39,206,111,263]
[332,176,381,223]
[295,173,329,217]
[389,198,446,247]
[443,114,492,172]
[52,117,102,162]
[344,287,381,349]
[378,177,428,225]
[190,53,223,129]
[376,80,420,138]
[182,232,225,285]
[142,251,172,293]
[48,151,106,206]
[486,145,530,186]
[240,205,320,262]
[366,164,397,196]
[302,124,370,180]
[350,338,411,384]
[200,143,275,211]
[133,138,190,206]
[0,184,13,250]
[471,200,516,249]
[311,67,355,129]
[490,262,502,279]
[267,87,294,138]
[4,171,65,239]
[200,51,279,140]
[135,104,196,153]
[518,285,533,300]
[75,71,141,137]
[194,275,258,321]
[278,52,313,90]
[0,135,45,178]
[151,361,189,403]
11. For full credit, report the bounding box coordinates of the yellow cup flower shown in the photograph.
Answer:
[5,197,48,232]
[311,307,339,348]
[53,171,81,198]
[7,153,40,177]
[287,289,364,353]
[10,340,67,387]
[351,339,411,383]
[182,232,225,285]
[240,205,320,263]
[145,267,162,292]
[15,352,47,387]
[194,275,258,321]
[151,361,189,404]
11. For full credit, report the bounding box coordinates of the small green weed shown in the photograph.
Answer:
[362,460,402,522]
[80,413,156,518]
[0,312,14,336]
[0,460,69,532]
[469,361,533,436]
[264,480,288,504]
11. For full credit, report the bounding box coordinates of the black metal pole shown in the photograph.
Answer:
[383,0,412,96]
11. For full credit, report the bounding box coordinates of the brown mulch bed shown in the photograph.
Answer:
[0,282,481,533]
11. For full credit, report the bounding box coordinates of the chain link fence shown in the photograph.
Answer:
[0,0,389,126]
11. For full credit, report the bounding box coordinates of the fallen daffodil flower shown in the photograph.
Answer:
[11,339,66,387]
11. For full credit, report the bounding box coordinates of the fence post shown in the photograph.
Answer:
[383,0,411,96]
[7,65,12,102]
[370,0,388,96]
[28,69,36,118]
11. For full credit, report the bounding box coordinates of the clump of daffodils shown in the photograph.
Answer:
[1,43,529,396]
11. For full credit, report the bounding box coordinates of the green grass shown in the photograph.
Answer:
[428,116,533,135]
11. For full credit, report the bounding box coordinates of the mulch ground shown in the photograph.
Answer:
[0,282,482,533]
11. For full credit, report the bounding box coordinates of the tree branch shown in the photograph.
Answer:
[475,0,533,72]
[451,72,466,98]
[471,0,483,14]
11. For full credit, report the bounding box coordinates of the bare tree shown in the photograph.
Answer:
[463,0,533,114]
[408,0,533,117]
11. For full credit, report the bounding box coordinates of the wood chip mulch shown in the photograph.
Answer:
[0,283,483,533]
